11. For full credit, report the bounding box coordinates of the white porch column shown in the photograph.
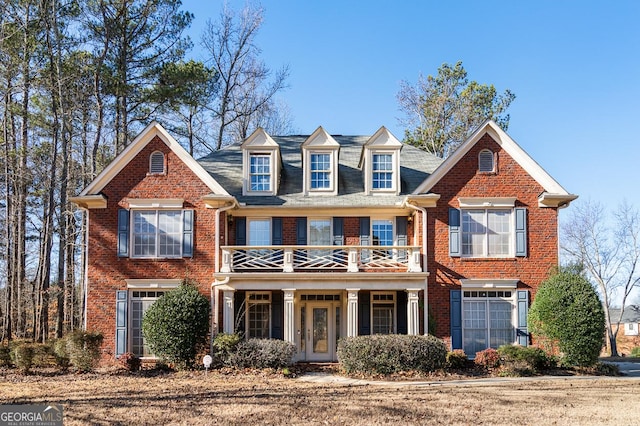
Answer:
[407,289,420,335]
[347,288,359,337]
[283,289,296,343]
[223,290,235,334]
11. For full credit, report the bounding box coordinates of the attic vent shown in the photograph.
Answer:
[478,149,494,172]
[150,151,165,174]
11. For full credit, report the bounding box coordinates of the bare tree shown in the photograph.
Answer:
[202,3,289,150]
[562,200,640,356]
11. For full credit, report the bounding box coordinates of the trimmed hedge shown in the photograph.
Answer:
[65,331,104,372]
[337,334,447,375]
[497,345,555,375]
[446,349,468,370]
[227,338,296,369]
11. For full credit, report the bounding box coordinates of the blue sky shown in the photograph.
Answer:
[180,0,640,214]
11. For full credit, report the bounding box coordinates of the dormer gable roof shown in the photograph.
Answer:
[241,127,279,149]
[301,126,340,149]
[412,120,577,207]
[358,126,402,168]
[78,121,229,198]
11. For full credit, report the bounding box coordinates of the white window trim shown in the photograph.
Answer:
[370,291,397,334]
[461,288,517,354]
[247,218,272,246]
[308,218,333,246]
[246,291,272,338]
[460,208,515,258]
[130,209,184,259]
[304,150,338,195]
[367,149,400,195]
[243,151,278,196]
[126,279,181,289]
[128,199,184,209]
[458,197,516,208]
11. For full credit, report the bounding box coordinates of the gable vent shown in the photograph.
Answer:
[150,151,165,174]
[478,150,494,172]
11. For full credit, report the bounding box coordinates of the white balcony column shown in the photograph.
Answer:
[283,289,296,343]
[406,289,420,335]
[283,248,294,272]
[223,290,235,334]
[408,248,422,272]
[347,288,359,337]
[347,248,359,272]
[221,248,232,273]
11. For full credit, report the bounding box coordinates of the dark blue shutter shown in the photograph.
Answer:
[115,290,128,356]
[360,217,370,263]
[272,218,283,245]
[235,217,246,245]
[397,291,408,334]
[515,207,527,257]
[332,217,344,245]
[117,209,129,257]
[449,208,461,257]
[271,291,283,340]
[396,216,408,261]
[358,292,370,335]
[517,290,529,346]
[182,210,193,257]
[450,290,462,350]
[234,291,246,335]
[296,218,307,245]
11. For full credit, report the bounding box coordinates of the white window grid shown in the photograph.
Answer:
[132,210,182,258]
[249,154,271,191]
[371,292,396,335]
[246,292,271,339]
[461,209,512,257]
[372,153,393,189]
[462,291,515,356]
[310,153,331,189]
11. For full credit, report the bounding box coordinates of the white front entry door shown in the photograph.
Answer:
[305,302,335,361]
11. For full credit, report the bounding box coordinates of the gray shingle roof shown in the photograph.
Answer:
[197,135,443,207]
[609,305,640,323]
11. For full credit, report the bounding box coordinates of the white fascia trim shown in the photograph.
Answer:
[79,122,229,197]
[69,194,107,209]
[460,279,519,289]
[538,192,579,208]
[127,198,184,209]
[412,120,573,196]
[458,197,516,208]
[126,279,181,289]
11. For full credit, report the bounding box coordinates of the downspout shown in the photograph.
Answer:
[82,207,89,330]
[404,200,429,335]
[211,202,236,339]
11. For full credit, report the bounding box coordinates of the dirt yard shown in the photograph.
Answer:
[1,369,640,425]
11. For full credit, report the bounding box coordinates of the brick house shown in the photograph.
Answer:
[71,120,576,362]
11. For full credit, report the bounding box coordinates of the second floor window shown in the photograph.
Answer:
[462,209,511,257]
[372,154,393,189]
[248,219,271,246]
[310,153,331,189]
[133,210,182,257]
[250,154,271,191]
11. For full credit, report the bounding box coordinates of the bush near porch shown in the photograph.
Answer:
[337,334,447,375]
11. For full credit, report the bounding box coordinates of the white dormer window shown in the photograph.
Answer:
[149,151,165,174]
[360,127,402,195]
[302,127,339,195]
[478,149,495,173]
[242,128,280,196]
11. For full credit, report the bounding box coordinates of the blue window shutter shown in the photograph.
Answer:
[515,207,527,257]
[182,210,193,257]
[296,217,307,245]
[360,217,370,263]
[115,290,128,356]
[272,218,283,245]
[117,209,129,257]
[449,208,461,257]
[517,289,529,346]
[271,291,283,339]
[450,290,462,350]
[396,216,408,261]
[235,217,246,245]
[358,292,370,335]
[332,217,344,245]
[397,291,408,334]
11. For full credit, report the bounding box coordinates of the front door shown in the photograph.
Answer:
[305,302,334,361]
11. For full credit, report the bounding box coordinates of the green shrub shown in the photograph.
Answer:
[528,270,605,367]
[31,343,54,368]
[118,352,141,372]
[0,343,12,367]
[227,338,296,369]
[142,280,210,370]
[630,347,640,358]
[11,343,36,373]
[212,333,242,366]
[592,362,620,376]
[65,331,104,372]
[337,334,447,375]
[497,345,554,376]
[446,349,468,370]
[474,348,500,369]
[52,338,71,370]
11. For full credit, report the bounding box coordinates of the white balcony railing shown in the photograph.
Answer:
[220,245,422,273]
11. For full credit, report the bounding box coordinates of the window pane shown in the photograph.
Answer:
[158,211,182,256]
[463,301,487,355]
[372,220,393,246]
[309,219,331,245]
[131,292,165,357]
[250,154,271,191]
[248,303,270,338]
[462,210,485,256]
[372,304,394,334]
[487,210,511,256]
[249,220,271,246]
[311,154,331,189]
[490,301,514,348]
[372,154,393,189]
[133,211,157,256]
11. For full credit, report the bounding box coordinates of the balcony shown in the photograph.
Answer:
[220,245,422,273]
